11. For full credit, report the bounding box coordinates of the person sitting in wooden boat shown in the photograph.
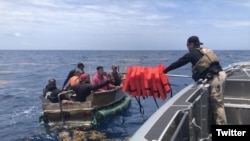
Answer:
[72,73,113,102]
[107,64,122,86]
[92,66,116,92]
[62,62,85,90]
[43,79,73,104]
[64,68,83,90]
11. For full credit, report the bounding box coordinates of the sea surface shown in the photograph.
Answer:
[0,50,249,141]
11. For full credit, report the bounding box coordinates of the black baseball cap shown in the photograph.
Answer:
[187,36,203,45]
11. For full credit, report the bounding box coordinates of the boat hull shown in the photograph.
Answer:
[40,88,131,129]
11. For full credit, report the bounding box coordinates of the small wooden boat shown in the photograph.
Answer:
[130,61,250,141]
[39,87,131,129]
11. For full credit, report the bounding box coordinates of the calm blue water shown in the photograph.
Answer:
[0,50,249,141]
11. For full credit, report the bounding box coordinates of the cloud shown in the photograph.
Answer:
[1,0,174,25]
[0,0,249,50]
[235,1,250,7]
[213,20,250,28]
[157,1,179,8]
[14,32,22,37]
[185,19,250,28]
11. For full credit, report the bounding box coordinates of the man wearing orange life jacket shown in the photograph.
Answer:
[67,68,82,89]
[62,62,84,90]
[92,66,116,92]
[163,35,227,125]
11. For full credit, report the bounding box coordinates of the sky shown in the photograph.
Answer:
[0,0,249,50]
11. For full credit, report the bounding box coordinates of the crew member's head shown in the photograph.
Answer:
[186,36,203,51]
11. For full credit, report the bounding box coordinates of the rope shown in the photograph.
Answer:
[153,97,159,109]
[169,84,173,98]
[135,96,144,116]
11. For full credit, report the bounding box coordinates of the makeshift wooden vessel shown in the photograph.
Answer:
[130,61,250,141]
[39,87,131,129]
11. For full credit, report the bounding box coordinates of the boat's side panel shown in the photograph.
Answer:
[223,62,250,125]
[92,88,126,108]
[42,101,92,110]
[44,109,93,122]
[224,80,250,99]
[225,104,250,124]
[130,83,210,141]
[144,106,189,141]
[91,89,117,107]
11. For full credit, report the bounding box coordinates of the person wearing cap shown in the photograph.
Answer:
[71,73,113,102]
[62,62,85,90]
[107,64,122,86]
[92,66,116,92]
[43,79,73,104]
[163,35,227,125]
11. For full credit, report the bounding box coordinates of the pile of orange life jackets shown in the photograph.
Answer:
[122,64,171,100]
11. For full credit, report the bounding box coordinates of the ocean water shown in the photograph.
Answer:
[0,50,249,141]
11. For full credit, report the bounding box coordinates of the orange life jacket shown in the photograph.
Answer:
[143,67,151,96]
[69,76,79,87]
[158,64,171,94]
[147,67,155,96]
[122,66,132,92]
[129,66,138,97]
[156,66,166,100]
[139,67,147,97]
[122,64,171,100]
